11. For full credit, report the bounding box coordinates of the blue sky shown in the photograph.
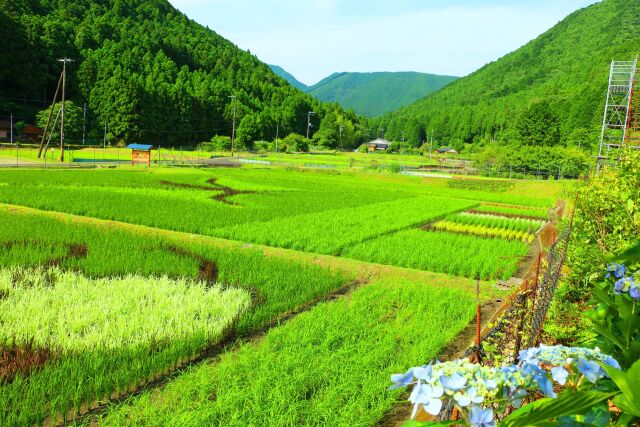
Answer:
[168,0,600,85]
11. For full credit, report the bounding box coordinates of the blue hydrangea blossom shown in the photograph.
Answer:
[391,345,620,425]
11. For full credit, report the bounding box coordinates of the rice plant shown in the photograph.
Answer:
[344,230,529,280]
[0,267,250,426]
[447,212,544,233]
[472,204,549,220]
[100,280,476,426]
[0,208,348,426]
[214,196,475,255]
[431,220,536,243]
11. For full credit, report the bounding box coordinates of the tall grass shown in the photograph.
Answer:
[102,280,476,426]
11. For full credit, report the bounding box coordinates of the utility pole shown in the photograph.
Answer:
[429,129,434,160]
[306,111,315,139]
[57,58,73,162]
[339,125,344,147]
[275,124,279,152]
[229,95,237,157]
[37,72,63,158]
[82,102,86,145]
[10,113,13,144]
[103,122,107,148]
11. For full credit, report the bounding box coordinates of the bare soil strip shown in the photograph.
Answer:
[466,209,546,221]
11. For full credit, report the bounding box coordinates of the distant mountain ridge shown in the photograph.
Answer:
[375,0,640,148]
[269,67,458,117]
[269,65,308,91]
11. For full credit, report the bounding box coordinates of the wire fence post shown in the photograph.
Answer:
[473,277,482,363]
[530,252,542,322]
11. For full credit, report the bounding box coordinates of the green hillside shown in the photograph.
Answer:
[307,71,458,117]
[0,0,363,146]
[375,0,640,149]
[269,65,308,91]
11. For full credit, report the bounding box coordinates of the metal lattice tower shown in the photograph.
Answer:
[597,57,639,174]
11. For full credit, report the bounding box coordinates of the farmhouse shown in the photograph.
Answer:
[436,146,459,155]
[364,138,392,152]
[0,120,14,139]
[0,120,43,142]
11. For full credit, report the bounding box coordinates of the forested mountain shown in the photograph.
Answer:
[269,65,308,92]
[306,72,458,117]
[0,0,365,146]
[375,0,640,150]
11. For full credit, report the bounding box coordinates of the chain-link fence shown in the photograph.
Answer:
[463,224,571,367]
[436,220,572,422]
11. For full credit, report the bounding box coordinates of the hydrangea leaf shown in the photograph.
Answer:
[499,390,617,427]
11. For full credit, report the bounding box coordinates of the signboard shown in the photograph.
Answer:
[132,149,151,166]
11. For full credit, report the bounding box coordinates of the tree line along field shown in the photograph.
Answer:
[0,167,563,425]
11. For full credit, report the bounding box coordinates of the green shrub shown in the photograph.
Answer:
[281,133,309,153]
[203,135,231,151]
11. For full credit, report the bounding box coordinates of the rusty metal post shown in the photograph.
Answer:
[530,252,542,318]
[472,278,483,364]
[513,280,529,359]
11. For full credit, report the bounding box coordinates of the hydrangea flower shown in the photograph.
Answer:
[389,368,416,390]
[551,366,569,385]
[605,263,640,301]
[577,358,605,383]
[409,382,444,417]
[391,346,620,424]
[518,345,620,386]
[606,263,626,279]
[614,277,633,295]
[390,358,537,422]
[518,345,620,370]
[469,406,495,427]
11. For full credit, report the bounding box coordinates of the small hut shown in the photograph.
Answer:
[127,144,155,166]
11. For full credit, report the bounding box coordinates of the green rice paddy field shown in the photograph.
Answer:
[0,166,564,426]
